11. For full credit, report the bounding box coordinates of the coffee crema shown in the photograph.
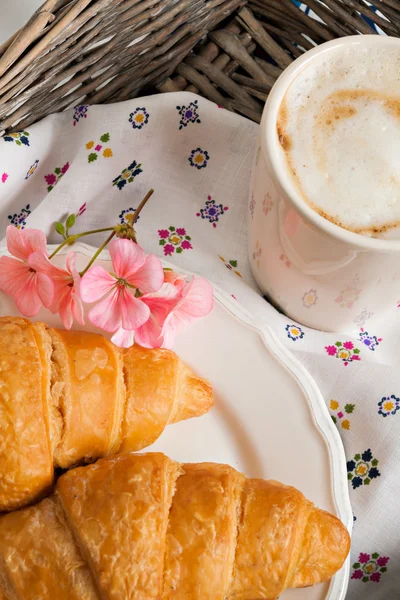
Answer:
[277,45,400,238]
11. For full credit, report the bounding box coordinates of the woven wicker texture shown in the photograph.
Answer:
[1,0,400,133]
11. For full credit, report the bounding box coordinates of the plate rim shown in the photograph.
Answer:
[0,241,352,600]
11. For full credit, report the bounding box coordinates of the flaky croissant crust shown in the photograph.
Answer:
[0,317,213,512]
[0,452,350,600]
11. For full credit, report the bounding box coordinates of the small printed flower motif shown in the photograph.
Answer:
[188,148,209,169]
[335,277,362,309]
[196,196,228,228]
[73,104,88,125]
[3,131,30,146]
[7,204,31,229]
[354,308,374,327]
[158,226,193,256]
[351,552,390,583]
[325,341,361,366]
[87,133,112,163]
[302,289,318,308]
[279,253,291,268]
[1,173,8,183]
[330,400,355,430]
[218,256,242,278]
[347,449,380,489]
[44,162,70,192]
[249,194,256,218]
[112,160,143,190]
[119,207,140,225]
[358,328,382,351]
[25,159,39,180]
[262,193,273,215]
[176,100,201,129]
[378,394,400,417]
[252,240,262,269]
[77,203,86,217]
[285,324,305,341]
[129,107,150,130]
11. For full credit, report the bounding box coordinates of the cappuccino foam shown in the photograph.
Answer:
[277,44,400,237]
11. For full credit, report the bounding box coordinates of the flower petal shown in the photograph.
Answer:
[178,277,214,317]
[163,270,186,292]
[71,292,85,326]
[6,226,29,260]
[111,327,135,348]
[80,266,116,303]
[65,252,78,279]
[0,257,53,313]
[28,251,69,312]
[14,286,42,316]
[109,238,146,280]
[6,226,48,260]
[87,287,122,332]
[130,254,164,293]
[135,284,182,348]
[134,315,163,348]
[161,277,213,348]
[0,257,28,295]
[59,294,74,330]
[36,273,55,308]
[23,229,48,256]
[119,288,150,330]
[58,286,85,330]
[28,251,66,278]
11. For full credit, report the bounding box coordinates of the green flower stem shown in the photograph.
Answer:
[79,230,116,277]
[127,188,154,227]
[48,227,115,259]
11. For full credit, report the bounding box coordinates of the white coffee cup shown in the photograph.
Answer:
[249,35,400,332]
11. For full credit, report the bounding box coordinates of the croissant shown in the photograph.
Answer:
[0,317,213,512]
[0,452,350,600]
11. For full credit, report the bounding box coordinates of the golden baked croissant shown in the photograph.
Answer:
[0,452,350,600]
[0,317,213,512]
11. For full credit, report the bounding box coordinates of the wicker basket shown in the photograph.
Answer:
[1,0,399,134]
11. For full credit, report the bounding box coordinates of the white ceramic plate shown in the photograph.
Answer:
[0,242,352,600]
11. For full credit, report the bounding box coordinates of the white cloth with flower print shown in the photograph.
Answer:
[0,92,398,599]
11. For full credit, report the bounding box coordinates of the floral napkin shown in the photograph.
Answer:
[0,91,398,599]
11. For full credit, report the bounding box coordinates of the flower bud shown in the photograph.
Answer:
[115,224,136,241]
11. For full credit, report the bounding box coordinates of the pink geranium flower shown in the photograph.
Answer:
[0,226,54,316]
[29,251,84,329]
[135,274,214,349]
[80,238,164,346]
